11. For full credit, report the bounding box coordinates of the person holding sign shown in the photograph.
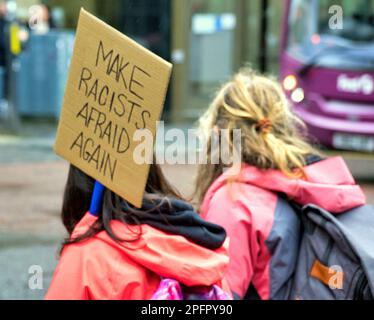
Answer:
[46,9,230,300]
[45,163,230,300]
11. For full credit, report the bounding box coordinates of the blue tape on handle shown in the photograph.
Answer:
[89,181,105,216]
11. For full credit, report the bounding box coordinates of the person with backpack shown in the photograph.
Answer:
[194,69,369,300]
[45,163,231,300]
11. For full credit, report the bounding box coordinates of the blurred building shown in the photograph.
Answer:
[8,0,283,123]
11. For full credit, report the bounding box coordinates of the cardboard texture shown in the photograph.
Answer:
[54,9,172,208]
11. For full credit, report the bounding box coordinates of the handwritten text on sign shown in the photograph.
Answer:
[54,9,172,207]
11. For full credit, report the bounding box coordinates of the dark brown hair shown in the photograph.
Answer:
[61,163,181,252]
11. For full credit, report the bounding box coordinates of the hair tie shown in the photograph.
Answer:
[256,118,272,134]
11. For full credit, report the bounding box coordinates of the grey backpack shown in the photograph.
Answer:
[288,204,374,300]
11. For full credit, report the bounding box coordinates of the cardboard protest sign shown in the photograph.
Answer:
[54,9,172,208]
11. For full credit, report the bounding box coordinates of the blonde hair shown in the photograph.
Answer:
[195,68,320,206]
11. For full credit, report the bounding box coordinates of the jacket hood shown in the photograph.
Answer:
[72,210,229,287]
[203,157,366,214]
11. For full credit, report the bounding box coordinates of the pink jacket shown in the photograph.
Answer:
[45,213,230,300]
[200,157,366,299]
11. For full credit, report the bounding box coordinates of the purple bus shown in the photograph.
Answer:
[280,0,374,152]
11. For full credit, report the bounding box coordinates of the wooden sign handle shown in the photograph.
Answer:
[89,181,105,216]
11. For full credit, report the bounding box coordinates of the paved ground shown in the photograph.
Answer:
[0,162,66,299]
[0,121,373,299]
